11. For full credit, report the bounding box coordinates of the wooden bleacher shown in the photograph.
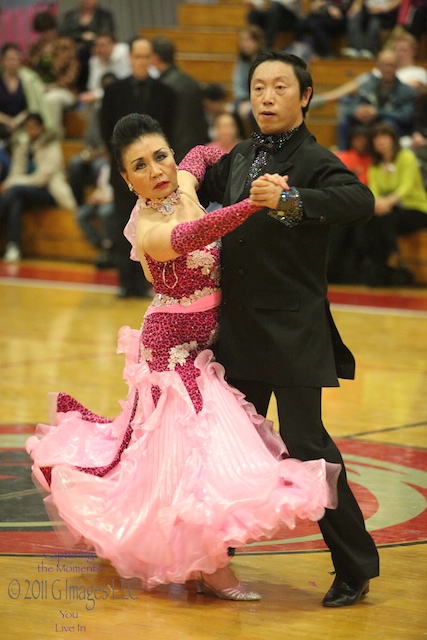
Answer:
[21,207,97,262]
[141,3,376,149]
[18,111,94,264]
[15,1,427,283]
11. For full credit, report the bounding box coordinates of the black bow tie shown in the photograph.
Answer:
[251,128,299,153]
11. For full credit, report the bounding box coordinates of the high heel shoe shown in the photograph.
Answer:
[196,573,261,601]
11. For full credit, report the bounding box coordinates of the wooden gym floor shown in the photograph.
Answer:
[0,260,426,639]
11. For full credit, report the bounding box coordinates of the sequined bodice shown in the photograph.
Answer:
[144,242,221,307]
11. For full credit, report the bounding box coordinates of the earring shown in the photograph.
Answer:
[128,183,134,192]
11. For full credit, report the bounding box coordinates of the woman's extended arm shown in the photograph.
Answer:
[140,146,288,262]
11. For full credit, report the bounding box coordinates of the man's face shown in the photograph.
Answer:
[25,119,43,142]
[250,60,311,135]
[130,39,153,80]
[394,40,414,66]
[377,52,397,83]
[94,36,114,61]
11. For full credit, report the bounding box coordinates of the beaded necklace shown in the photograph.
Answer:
[139,188,181,215]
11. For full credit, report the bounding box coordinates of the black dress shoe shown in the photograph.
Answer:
[322,576,370,607]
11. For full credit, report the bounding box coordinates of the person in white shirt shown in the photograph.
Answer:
[78,31,130,106]
[75,159,115,268]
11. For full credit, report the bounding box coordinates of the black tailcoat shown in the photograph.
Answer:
[202,123,380,582]
[202,123,374,386]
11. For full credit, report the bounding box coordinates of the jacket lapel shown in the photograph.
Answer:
[230,151,253,202]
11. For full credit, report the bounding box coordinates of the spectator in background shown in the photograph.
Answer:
[390,30,427,95]
[76,158,114,269]
[68,70,116,269]
[59,0,116,91]
[67,71,116,207]
[328,125,372,283]
[0,113,76,263]
[207,111,243,154]
[336,48,416,148]
[26,10,59,86]
[42,36,81,138]
[411,129,427,190]
[205,112,243,212]
[391,30,427,135]
[336,123,372,184]
[311,29,427,110]
[77,31,130,107]
[100,36,176,298]
[342,0,401,59]
[0,148,10,184]
[201,83,233,141]
[360,121,427,285]
[245,0,302,49]
[295,0,352,58]
[150,35,209,162]
[0,43,52,147]
[408,2,427,42]
[232,25,264,134]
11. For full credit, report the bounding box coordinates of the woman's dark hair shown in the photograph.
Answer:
[238,25,264,62]
[202,83,226,102]
[369,121,400,165]
[213,110,246,141]
[32,10,57,33]
[152,36,176,65]
[247,50,313,117]
[1,42,21,57]
[111,113,169,172]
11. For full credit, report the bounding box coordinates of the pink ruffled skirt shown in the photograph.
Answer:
[27,326,340,589]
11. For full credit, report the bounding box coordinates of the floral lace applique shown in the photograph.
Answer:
[140,345,153,362]
[187,250,216,275]
[168,341,198,370]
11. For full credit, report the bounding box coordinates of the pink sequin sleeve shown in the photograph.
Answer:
[170,198,260,255]
[178,145,224,187]
[172,144,261,254]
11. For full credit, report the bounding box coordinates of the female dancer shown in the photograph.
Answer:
[27,113,339,600]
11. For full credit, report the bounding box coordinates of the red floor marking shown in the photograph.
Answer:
[1,437,425,555]
[328,288,427,311]
[0,262,118,286]
[0,424,36,434]
[0,531,69,555]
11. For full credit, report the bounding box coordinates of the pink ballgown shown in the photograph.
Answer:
[26,149,340,590]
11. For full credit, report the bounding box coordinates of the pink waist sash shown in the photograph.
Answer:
[145,291,222,316]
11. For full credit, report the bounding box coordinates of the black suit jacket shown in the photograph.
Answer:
[201,123,374,387]
[100,75,176,213]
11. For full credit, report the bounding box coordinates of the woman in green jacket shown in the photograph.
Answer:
[362,122,427,285]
